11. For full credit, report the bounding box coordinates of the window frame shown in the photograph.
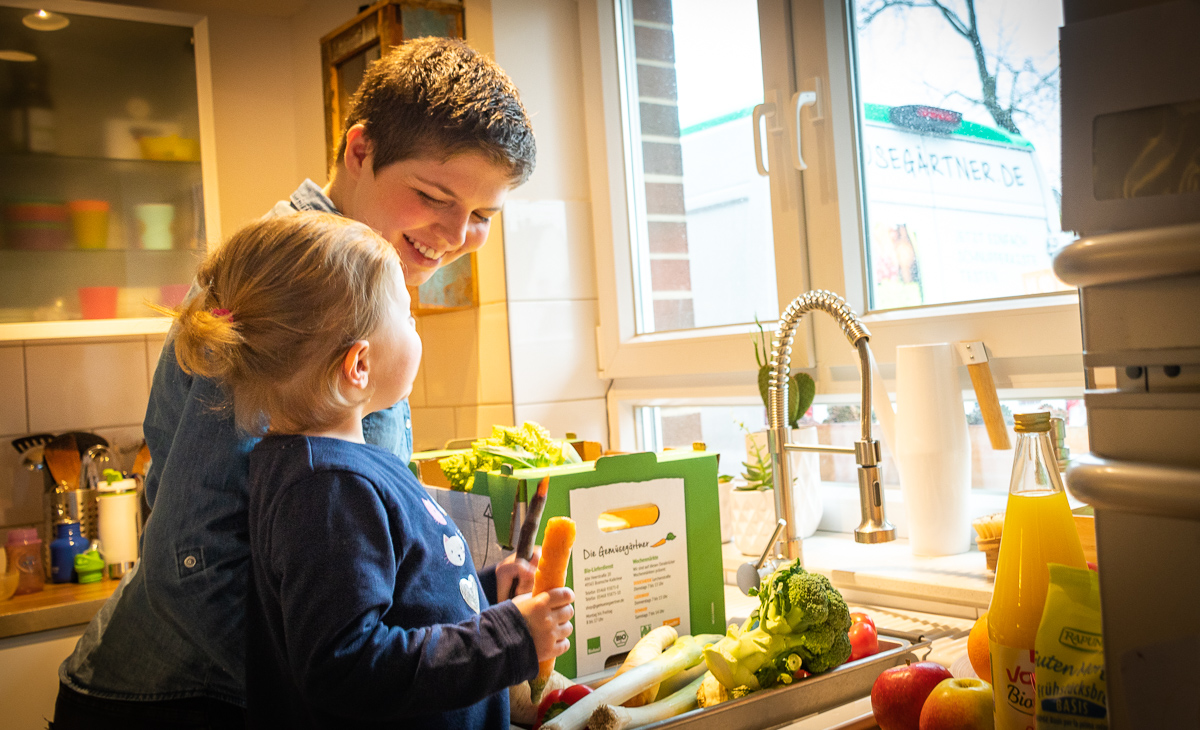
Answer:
[579,0,816,386]
[580,0,1086,452]
[792,0,1084,396]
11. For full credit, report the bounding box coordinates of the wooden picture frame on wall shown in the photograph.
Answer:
[320,1,474,316]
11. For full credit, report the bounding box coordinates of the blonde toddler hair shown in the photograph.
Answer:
[170,212,405,435]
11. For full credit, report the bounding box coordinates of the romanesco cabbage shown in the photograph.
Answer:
[438,422,581,491]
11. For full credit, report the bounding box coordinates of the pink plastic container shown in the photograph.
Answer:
[6,528,44,596]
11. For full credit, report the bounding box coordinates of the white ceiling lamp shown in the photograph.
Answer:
[23,9,69,31]
[0,50,37,62]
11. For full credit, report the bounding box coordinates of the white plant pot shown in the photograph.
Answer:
[744,427,824,541]
[730,487,779,557]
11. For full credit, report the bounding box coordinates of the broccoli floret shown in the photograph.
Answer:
[790,622,838,658]
[758,561,848,637]
[802,630,852,674]
[703,559,854,690]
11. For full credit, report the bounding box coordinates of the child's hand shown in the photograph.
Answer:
[496,547,540,602]
[513,587,574,663]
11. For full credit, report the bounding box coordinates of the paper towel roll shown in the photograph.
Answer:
[98,489,139,566]
[894,343,972,556]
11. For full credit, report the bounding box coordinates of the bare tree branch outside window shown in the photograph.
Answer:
[857,0,1059,138]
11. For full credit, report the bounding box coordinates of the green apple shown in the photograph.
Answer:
[918,678,994,730]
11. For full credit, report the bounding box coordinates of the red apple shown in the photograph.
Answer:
[918,677,994,730]
[871,661,954,730]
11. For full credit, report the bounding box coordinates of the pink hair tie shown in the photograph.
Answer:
[211,308,233,320]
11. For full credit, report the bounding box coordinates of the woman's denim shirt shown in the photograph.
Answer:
[59,181,413,705]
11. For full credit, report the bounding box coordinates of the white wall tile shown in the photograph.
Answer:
[420,309,480,407]
[477,212,508,306]
[503,200,596,302]
[508,300,607,404]
[514,398,609,449]
[455,404,514,441]
[478,303,513,405]
[25,340,150,433]
[410,406,456,452]
[145,334,167,388]
[0,346,26,436]
[492,0,590,201]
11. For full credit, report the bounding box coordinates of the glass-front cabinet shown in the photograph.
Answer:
[0,0,217,340]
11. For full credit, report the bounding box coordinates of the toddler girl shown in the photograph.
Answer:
[168,212,574,729]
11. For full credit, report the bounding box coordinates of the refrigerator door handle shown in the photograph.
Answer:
[1068,454,1200,519]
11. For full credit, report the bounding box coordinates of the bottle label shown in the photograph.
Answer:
[990,641,1037,730]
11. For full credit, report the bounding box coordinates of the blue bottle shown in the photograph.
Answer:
[50,519,87,583]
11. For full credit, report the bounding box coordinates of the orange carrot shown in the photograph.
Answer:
[530,516,576,699]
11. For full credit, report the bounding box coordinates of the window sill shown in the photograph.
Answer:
[722,532,994,620]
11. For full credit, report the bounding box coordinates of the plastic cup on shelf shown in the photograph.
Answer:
[68,200,110,249]
[136,203,175,250]
[78,286,119,319]
[159,283,191,308]
[3,200,70,250]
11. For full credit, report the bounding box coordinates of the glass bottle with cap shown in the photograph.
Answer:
[987,411,1087,730]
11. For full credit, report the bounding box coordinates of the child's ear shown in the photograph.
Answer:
[341,340,371,391]
[343,124,372,179]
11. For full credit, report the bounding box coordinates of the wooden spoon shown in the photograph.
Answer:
[44,432,81,491]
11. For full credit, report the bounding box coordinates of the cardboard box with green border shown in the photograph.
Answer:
[479,449,725,680]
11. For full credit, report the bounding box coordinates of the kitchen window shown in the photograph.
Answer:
[617,0,779,334]
[582,0,1085,471]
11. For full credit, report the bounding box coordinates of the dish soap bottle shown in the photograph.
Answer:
[988,411,1087,730]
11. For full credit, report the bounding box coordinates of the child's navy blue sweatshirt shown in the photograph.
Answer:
[245,434,538,729]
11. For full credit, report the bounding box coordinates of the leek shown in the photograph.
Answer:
[540,635,722,730]
[588,672,707,730]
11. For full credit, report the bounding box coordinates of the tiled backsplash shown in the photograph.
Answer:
[0,336,163,534]
[502,199,610,447]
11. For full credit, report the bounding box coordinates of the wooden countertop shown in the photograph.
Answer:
[0,577,118,639]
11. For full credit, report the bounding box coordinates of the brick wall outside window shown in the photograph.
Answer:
[632,0,695,330]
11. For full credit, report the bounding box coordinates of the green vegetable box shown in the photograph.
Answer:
[480,450,726,681]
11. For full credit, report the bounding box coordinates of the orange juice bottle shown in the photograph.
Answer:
[988,412,1086,730]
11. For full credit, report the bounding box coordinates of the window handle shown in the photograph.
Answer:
[791,79,823,171]
[752,101,776,177]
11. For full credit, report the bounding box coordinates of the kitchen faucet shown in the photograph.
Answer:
[742,290,895,594]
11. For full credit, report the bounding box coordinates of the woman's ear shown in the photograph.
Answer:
[342,124,372,180]
[341,340,371,393]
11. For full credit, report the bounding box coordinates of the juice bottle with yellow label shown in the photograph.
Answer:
[988,412,1086,730]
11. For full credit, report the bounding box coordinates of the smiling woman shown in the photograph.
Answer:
[330,138,513,286]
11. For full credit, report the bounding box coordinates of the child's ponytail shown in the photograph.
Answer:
[171,281,244,385]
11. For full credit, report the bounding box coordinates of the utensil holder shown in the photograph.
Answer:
[44,486,98,577]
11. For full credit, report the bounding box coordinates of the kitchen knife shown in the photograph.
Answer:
[508,476,549,600]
